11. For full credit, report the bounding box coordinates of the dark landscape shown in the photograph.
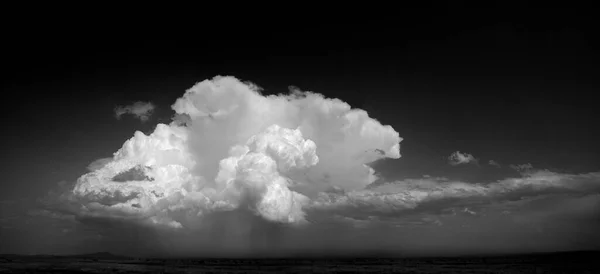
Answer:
[1,251,599,273]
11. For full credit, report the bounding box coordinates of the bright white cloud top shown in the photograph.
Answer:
[68,76,403,229]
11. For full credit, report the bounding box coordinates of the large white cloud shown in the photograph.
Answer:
[63,76,402,229]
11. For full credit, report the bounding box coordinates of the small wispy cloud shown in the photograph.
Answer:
[114,101,155,122]
[510,163,534,173]
[488,160,501,168]
[448,151,478,166]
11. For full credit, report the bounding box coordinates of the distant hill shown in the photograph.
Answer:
[1,250,599,260]
[69,252,131,260]
[0,252,131,261]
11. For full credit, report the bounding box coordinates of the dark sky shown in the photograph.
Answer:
[1,6,599,256]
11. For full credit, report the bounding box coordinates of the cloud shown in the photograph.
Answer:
[43,165,600,257]
[301,170,600,252]
[311,171,600,216]
[448,151,478,166]
[510,163,534,174]
[86,158,113,172]
[307,171,600,255]
[308,170,600,220]
[48,76,402,234]
[42,76,600,256]
[488,160,501,168]
[114,101,155,122]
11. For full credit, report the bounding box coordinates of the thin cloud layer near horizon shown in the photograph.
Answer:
[12,76,597,257]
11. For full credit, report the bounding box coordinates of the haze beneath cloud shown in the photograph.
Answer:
[38,76,600,257]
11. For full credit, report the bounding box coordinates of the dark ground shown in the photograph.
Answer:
[1,251,599,273]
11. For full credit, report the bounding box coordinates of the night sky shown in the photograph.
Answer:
[2,6,599,257]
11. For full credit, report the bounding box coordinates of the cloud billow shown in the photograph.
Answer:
[55,76,402,232]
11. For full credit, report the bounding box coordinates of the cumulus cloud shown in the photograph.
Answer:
[488,160,501,168]
[51,76,402,234]
[448,151,478,166]
[114,101,155,122]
